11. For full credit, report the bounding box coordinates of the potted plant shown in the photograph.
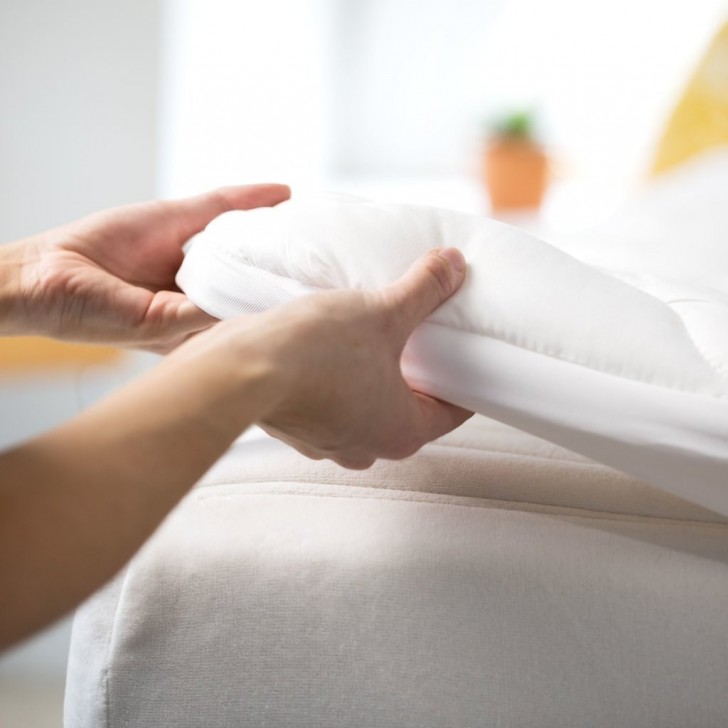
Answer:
[482,110,549,213]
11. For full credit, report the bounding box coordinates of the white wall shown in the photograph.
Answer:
[480,0,728,189]
[327,0,504,176]
[158,0,332,197]
[0,0,161,242]
[161,0,728,198]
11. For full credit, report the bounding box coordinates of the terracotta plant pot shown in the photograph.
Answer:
[483,138,549,212]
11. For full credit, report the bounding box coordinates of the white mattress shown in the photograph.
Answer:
[65,152,728,727]
[176,150,728,516]
[65,418,728,728]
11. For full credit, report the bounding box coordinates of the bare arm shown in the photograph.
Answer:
[0,336,269,647]
[0,246,469,649]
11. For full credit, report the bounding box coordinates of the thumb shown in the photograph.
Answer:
[142,291,218,350]
[383,247,467,340]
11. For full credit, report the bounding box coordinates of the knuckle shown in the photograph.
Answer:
[211,187,235,213]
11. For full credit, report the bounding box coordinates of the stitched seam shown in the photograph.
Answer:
[669,301,728,381]
[193,484,728,529]
[429,441,597,466]
[198,250,727,395]
[197,453,610,493]
[200,246,728,395]
[200,448,608,488]
[422,320,725,396]
[198,449,638,492]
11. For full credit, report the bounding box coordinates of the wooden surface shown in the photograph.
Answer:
[0,337,122,373]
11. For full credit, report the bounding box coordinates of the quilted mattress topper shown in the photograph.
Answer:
[177,166,728,516]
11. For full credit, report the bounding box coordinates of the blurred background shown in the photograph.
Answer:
[1,0,726,725]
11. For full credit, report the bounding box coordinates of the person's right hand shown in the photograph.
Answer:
[0,246,471,648]
[197,247,472,469]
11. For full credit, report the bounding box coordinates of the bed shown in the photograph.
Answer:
[65,150,728,727]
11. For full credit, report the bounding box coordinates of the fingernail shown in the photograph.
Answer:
[440,247,466,273]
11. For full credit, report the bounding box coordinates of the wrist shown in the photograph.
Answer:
[215,312,307,425]
[159,317,287,439]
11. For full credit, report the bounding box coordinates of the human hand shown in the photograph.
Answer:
[0,239,467,650]
[0,245,469,647]
[0,184,290,352]
[199,247,472,469]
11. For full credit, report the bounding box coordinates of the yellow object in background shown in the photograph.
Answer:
[652,20,728,175]
[0,337,122,373]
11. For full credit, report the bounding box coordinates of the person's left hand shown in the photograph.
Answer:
[4,184,289,352]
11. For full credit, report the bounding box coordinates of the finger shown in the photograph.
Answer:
[143,291,218,347]
[168,183,291,240]
[409,392,474,450]
[208,183,292,212]
[259,422,375,469]
[381,248,467,342]
[331,454,377,471]
[257,424,326,461]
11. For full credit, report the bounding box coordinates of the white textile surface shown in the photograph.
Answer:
[65,420,728,727]
[177,150,728,515]
[65,152,728,726]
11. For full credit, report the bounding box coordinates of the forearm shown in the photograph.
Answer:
[0,325,279,649]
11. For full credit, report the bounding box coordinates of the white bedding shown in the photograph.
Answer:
[65,152,728,728]
[177,150,728,515]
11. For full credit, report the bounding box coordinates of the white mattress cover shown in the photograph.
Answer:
[64,154,728,728]
[176,152,728,515]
